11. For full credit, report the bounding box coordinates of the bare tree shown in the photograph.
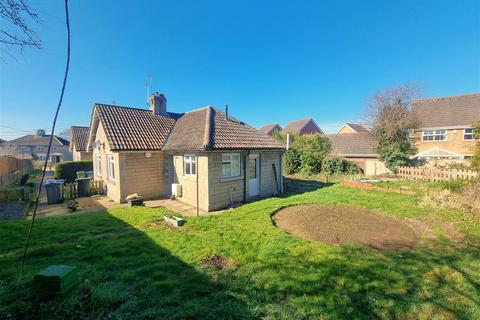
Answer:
[0,0,41,58]
[365,84,421,171]
[58,127,70,140]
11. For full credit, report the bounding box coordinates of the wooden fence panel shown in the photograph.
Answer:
[397,166,478,181]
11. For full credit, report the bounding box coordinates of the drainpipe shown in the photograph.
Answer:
[196,155,199,216]
[243,150,251,203]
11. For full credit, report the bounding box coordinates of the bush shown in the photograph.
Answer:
[321,156,360,175]
[54,161,93,183]
[284,149,302,174]
[294,134,331,175]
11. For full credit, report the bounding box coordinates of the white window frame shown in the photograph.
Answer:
[107,154,115,181]
[183,154,196,176]
[222,153,241,178]
[463,128,476,141]
[422,129,447,142]
[96,155,102,177]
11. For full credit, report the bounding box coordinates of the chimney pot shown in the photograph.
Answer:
[149,92,167,116]
[225,104,229,120]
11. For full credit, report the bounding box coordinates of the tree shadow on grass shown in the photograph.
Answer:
[0,211,254,320]
[283,177,335,196]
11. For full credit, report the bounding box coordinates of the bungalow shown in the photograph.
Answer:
[411,93,479,163]
[283,118,323,135]
[259,123,282,136]
[69,126,92,161]
[87,93,285,212]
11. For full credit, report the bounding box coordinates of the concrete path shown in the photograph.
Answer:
[144,198,225,216]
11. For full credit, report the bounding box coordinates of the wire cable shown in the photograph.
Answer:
[21,0,71,278]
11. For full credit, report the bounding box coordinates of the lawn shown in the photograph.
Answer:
[1,183,479,319]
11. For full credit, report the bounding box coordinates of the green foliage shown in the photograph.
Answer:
[54,160,93,183]
[320,156,360,175]
[438,178,471,193]
[472,122,480,170]
[293,134,331,175]
[1,184,479,319]
[284,148,302,174]
[376,129,417,171]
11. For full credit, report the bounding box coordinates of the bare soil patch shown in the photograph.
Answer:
[274,204,420,251]
[201,254,233,270]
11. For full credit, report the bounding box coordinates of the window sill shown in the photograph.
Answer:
[220,175,243,182]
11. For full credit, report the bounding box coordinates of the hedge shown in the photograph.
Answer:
[54,160,93,183]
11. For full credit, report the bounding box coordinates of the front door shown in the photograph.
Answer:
[248,154,260,197]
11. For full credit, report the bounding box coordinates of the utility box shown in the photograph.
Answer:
[171,183,182,198]
[33,265,79,295]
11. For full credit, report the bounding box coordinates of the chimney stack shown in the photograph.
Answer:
[149,92,167,116]
[36,129,46,136]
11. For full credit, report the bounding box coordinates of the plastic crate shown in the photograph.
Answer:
[33,265,79,295]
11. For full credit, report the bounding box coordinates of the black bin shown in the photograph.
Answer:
[76,177,91,197]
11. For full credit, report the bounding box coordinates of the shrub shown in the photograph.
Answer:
[284,149,302,174]
[54,161,93,183]
[321,156,345,175]
[294,134,331,175]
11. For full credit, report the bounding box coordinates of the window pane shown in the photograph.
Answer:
[191,160,196,175]
[185,161,191,175]
[232,158,240,176]
[222,162,231,177]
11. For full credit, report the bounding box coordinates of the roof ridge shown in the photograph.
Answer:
[414,93,480,103]
[94,103,151,112]
[203,107,213,150]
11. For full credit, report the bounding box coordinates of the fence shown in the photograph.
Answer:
[397,166,478,181]
[64,180,105,199]
[0,156,33,190]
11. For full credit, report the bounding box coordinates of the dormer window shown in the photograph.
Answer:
[422,130,446,141]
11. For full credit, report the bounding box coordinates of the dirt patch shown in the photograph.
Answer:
[201,254,233,270]
[274,204,420,251]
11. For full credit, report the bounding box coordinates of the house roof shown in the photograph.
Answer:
[4,133,69,146]
[89,104,177,151]
[326,132,377,157]
[343,123,369,133]
[88,104,285,152]
[412,93,480,128]
[69,126,89,152]
[283,118,323,134]
[259,123,282,135]
[163,107,285,151]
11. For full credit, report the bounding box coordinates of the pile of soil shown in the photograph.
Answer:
[275,204,420,251]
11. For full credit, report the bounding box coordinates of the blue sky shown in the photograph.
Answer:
[1,0,479,139]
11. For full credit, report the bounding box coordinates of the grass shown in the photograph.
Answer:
[1,183,480,319]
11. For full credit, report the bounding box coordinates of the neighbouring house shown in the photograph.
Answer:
[411,93,480,164]
[0,129,72,164]
[283,118,323,135]
[69,126,92,161]
[326,130,391,176]
[87,93,285,211]
[259,123,282,136]
[337,123,369,134]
